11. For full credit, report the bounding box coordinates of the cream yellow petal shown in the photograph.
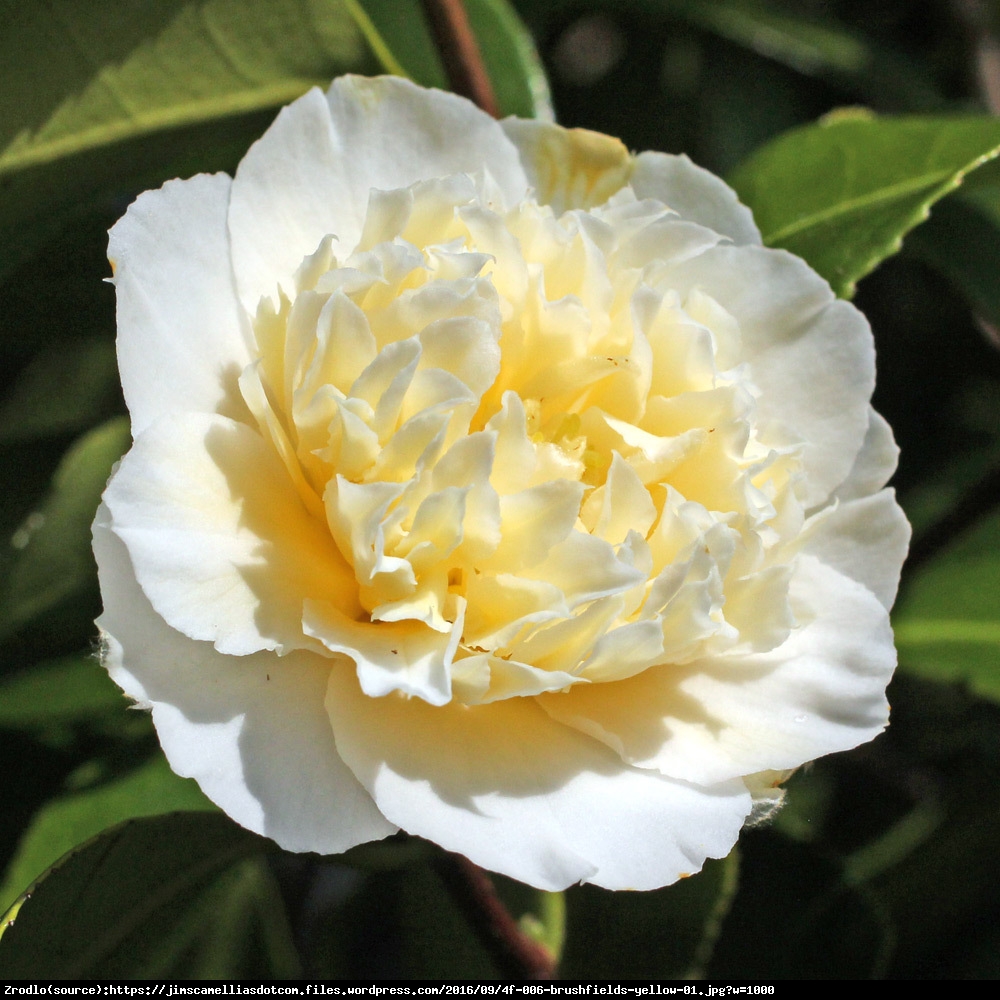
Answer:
[104,413,358,656]
[502,118,633,215]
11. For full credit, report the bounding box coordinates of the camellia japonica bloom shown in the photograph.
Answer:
[94,76,910,891]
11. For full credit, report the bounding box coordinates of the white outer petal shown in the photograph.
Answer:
[803,489,910,610]
[675,556,895,781]
[325,669,751,891]
[832,407,901,502]
[662,245,875,507]
[103,413,358,655]
[629,151,761,246]
[109,173,252,435]
[228,77,529,311]
[806,405,910,609]
[93,504,396,854]
[326,75,528,212]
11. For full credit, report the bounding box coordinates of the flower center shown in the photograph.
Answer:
[239,173,807,705]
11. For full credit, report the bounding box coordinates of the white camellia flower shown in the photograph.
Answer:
[93,76,910,891]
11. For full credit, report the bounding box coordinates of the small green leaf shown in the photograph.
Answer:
[0,755,214,918]
[0,417,130,640]
[894,511,1000,701]
[0,813,280,978]
[518,890,565,967]
[0,654,125,732]
[0,339,120,444]
[729,114,1000,297]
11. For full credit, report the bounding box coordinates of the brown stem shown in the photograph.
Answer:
[419,0,500,117]
[433,852,557,979]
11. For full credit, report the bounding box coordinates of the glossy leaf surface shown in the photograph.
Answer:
[729,114,1000,296]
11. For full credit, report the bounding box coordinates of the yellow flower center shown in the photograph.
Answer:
[239,172,807,705]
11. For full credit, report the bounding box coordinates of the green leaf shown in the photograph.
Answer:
[393,862,501,978]
[0,755,214,918]
[0,0,364,176]
[466,0,552,120]
[0,0,363,281]
[135,856,301,979]
[728,113,1000,297]
[0,654,126,733]
[894,511,1000,701]
[0,813,289,979]
[0,339,120,444]
[0,417,130,641]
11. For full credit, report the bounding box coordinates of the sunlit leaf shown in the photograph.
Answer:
[0,418,130,641]
[0,813,288,978]
[894,511,1000,702]
[0,0,356,280]
[0,755,213,918]
[729,112,1000,296]
[1,1,364,176]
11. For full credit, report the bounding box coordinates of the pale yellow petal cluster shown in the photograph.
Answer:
[239,169,809,710]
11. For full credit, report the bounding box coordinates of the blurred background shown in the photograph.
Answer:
[2,0,1000,979]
